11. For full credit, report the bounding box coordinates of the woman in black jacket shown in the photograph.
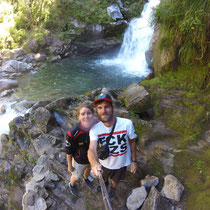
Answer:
[65,101,97,196]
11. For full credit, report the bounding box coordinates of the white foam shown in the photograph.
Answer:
[98,0,160,77]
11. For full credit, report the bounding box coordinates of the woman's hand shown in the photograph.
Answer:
[68,165,74,173]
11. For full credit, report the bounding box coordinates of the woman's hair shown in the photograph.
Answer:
[77,101,94,117]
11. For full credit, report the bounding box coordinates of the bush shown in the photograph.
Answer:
[152,0,209,65]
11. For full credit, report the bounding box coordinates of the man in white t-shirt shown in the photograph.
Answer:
[88,93,137,197]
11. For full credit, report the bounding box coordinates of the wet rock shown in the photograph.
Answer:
[145,49,153,68]
[1,60,30,73]
[107,5,123,20]
[0,105,6,115]
[10,49,26,60]
[141,186,174,210]
[30,100,52,111]
[23,101,36,109]
[0,79,18,92]
[126,186,147,210]
[0,134,9,143]
[0,88,16,97]
[22,53,36,63]
[49,55,61,63]
[49,38,66,56]
[161,174,184,202]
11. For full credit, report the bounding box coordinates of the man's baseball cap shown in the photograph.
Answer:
[93,93,112,105]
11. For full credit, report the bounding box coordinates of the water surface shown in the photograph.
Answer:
[14,52,144,101]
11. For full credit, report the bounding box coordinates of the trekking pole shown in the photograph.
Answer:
[98,171,113,210]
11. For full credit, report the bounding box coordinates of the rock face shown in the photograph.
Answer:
[141,186,174,210]
[119,83,150,113]
[126,186,147,210]
[0,90,185,209]
[151,25,180,76]
[1,60,31,73]
[161,174,184,202]
[22,155,59,210]
[107,5,123,20]
[0,79,18,92]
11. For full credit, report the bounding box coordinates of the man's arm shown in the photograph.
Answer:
[88,140,102,177]
[129,138,137,174]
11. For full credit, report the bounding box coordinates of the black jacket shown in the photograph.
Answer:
[65,122,90,164]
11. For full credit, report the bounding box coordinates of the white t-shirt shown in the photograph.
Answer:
[89,117,136,169]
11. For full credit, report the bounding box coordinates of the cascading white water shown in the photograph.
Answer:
[0,0,160,136]
[0,99,27,135]
[100,0,160,77]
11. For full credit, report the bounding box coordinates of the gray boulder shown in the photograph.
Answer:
[1,60,31,73]
[0,88,16,97]
[49,38,66,55]
[0,79,18,92]
[32,135,54,156]
[49,55,61,63]
[119,83,150,113]
[0,104,6,115]
[140,175,159,189]
[161,174,184,202]
[107,5,123,20]
[33,107,54,133]
[126,186,147,210]
[141,186,175,210]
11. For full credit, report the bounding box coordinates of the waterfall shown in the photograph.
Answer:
[100,0,160,77]
[0,100,27,135]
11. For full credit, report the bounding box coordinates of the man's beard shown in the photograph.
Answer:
[98,113,113,123]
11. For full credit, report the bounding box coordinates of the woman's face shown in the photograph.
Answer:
[78,107,94,129]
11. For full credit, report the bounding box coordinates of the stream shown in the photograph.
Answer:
[0,0,160,135]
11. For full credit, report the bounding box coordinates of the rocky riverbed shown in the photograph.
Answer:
[0,86,189,210]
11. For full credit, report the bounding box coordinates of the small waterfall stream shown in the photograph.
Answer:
[100,0,160,76]
[0,0,160,136]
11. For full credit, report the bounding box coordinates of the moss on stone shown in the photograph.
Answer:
[140,65,209,148]
[173,147,210,210]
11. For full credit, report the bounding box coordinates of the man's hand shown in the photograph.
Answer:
[68,165,74,173]
[130,162,137,174]
[91,162,102,178]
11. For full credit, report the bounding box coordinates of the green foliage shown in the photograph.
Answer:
[141,64,209,148]
[0,0,143,48]
[196,160,204,174]
[174,148,210,209]
[45,0,113,32]
[14,0,51,30]
[122,0,146,20]
[152,0,209,64]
